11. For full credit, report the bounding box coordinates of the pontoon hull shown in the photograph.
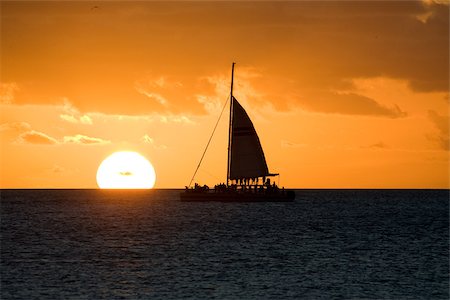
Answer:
[180,190,295,202]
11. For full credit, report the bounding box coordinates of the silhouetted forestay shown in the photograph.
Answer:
[180,63,295,202]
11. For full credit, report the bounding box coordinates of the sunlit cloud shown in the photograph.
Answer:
[134,76,183,107]
[0,121,31,132]
[141,134,154,144]
[203,68,266,106]
[88,111,194,124]
[135,85,169,106]
[416,0,444,24]
[416,10,434,23]
[63,134,110,145]
[60,114,93,124]
[1,122,52,144]
[202,70,409,119]
[2,120,110,146]
[141,134,167,149]
[16,130,59,145]
[196,95,223,115]
[158,115,194,124]
[59,114,78,123]
[79,115,93,124]
[200,69,273,121]
[60,99,93,124]
[151,76,183,89]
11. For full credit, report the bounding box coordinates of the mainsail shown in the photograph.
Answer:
[229,96,270,180]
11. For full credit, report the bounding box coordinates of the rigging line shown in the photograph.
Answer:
[188,95,230,188]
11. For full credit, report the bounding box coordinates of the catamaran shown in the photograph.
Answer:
[180,63,295,202]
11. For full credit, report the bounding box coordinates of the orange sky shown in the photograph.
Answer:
[1,1,449,188]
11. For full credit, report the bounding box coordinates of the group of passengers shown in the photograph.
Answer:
[186,178,283,194]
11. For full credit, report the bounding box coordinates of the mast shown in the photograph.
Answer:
[227,62,235,186]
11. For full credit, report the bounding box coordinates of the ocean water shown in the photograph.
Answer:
[1,189,448,299]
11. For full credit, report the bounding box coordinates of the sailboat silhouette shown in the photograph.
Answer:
[180,63,295,202]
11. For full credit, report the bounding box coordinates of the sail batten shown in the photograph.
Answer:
[229,97,270,180]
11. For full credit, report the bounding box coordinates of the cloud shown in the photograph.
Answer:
[198,69,283,118]
[196,95,223,115]
[87,111,195,125]
[150,76,183,89]
[0,82,19,104]
[361,142,390,150]
[59,114,78,123]
[79,115,93,124]
[428,110,449,133]
[16,130,59,145]
[60,114,93,124]
[427,110,449,150]
[158,115,193,124]
[63,134,110,145]
[60,100,93,124]
[141,134,167,149]
[1,119,109,146]
[1,122,58,145]
[422,0,449,4]
[141,134,154,144]
[1,2,447,115]
[200,70,409,118]
[135,85,169,106]
[134,76,185,108]
[298,92,407,118]
[416,0,448,23]
[0,121,31,132]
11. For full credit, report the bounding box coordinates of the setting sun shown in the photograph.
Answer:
[96,151,156,189]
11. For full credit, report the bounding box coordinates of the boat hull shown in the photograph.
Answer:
[180,190,295,202]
